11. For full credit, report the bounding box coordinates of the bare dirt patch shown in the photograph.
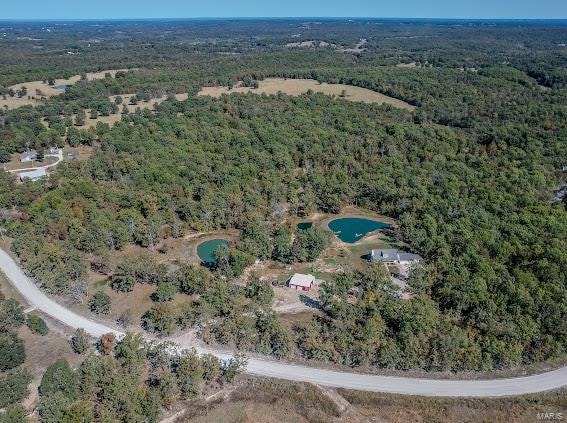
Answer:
[198,78,415,110]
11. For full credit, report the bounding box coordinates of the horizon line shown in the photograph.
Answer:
[1,17,567,22]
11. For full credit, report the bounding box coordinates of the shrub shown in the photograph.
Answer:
[26,314,49,336]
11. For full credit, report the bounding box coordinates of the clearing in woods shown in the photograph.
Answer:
[1,69,131,110]
[198,78,415,110]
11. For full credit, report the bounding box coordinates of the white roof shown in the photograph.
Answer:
[20,168,47,180]
[289,273,315,287]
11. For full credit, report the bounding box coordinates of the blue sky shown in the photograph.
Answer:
[2,0,566,20]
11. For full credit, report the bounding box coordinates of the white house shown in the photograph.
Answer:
[370,249,421,265]
[19,168,46,182]
[288,273,315,292]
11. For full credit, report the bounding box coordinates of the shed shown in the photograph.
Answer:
[19,168,46,182]
[288,273,315,292]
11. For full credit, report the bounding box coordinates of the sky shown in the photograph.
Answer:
[1,0,566,20]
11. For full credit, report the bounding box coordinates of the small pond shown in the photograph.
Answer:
[297,222,313,231]
[197,239,229,266]
[55,85,69,91]
[328,217,389,244]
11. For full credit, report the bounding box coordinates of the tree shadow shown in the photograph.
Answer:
[299,294,321,310]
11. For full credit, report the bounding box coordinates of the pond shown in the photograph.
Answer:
[55,85,69,91]
[297,222,313,231]
[328,217,389,244]
[197,239,229,266]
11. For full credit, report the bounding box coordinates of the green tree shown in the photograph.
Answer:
[70,328,89,354]
[0,367,31,408]
[0,299,25,332]
[110,264,136,292]
[245,274,274,306]
[38,392,72,423]
[174,349,203,399]
[0,404,27,423]
[89,291,111,315]
[39,359,78,400]
[153,282,177,302]
[0,333,25,371]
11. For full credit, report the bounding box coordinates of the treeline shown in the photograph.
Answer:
[35,333,245,423]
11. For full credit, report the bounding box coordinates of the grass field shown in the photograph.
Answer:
[198,78,415,110]
[177,376,567,423]
[1,69,131,110]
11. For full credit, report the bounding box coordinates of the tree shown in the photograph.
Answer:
[0,404,27,423]
[0,299,25,332]
[39,359,78,400]
[38,392,72,423]
[74,110,86,127]
[0,333,25,371]
[98,333,116,355]
[245,275,274,306]
[115,333,146,373]
[89,291,111,314]
[290,227,330,262]
[70,328,89,354]
[271,225,292,262]
[220,353,247,384]
[117,309,133,328]
[153,282,177,302]
[175,265,210,295]
[174,349,203,399]
[143,303,178,335]
[200,354,221,382]
[238,223,272,260]
[0,367,31,408]
[110,264,136,292]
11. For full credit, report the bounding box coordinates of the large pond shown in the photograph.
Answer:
[328,217,389,244]
[197,239,229,266]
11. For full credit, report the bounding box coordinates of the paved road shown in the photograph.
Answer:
[1,248,566,397]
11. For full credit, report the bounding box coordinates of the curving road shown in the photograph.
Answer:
[1,248,566,397]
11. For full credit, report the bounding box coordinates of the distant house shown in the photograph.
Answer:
[288,273,315,292]
[20,150,37,162]
[370,249,421,265]
[19,168,46,182]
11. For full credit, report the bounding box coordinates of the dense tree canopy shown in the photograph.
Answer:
[0,20,565,373]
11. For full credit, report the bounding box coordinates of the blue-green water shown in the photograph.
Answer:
[297,222,313,231]
[55,85,69,91]
[328,217,389,244]
[197,239,229,265]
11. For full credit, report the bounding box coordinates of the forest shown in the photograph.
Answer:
[0,19,566,387]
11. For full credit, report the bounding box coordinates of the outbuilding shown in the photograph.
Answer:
[19,168,46,182]
[288,273,315,292]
